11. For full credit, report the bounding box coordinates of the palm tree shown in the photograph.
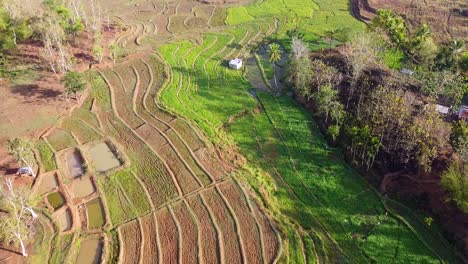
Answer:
[268,43,282,90]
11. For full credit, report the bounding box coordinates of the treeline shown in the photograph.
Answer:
[0,0,106,73]
[287,10,468,211]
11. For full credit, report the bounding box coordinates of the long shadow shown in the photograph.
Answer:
[10,84,62,101]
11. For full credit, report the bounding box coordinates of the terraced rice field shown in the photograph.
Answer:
[31,0,465,263]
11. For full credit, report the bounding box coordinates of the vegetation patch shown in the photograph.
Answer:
[46,129,77,152]
[38,140,57,172]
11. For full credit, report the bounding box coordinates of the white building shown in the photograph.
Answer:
[435,104,450,115]
[229,58,243,70]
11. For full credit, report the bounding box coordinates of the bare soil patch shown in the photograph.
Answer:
[354,0,468,41]
[140,214,159,264]
[119,220,142,264]
[172,202,198,264]
[155,208,179,263]
[75,237,103,264]
[187,195,220,264]
[202,188,243,264]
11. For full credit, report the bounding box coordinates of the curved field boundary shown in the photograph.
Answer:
[219,180,264,264]
[134,60,217,185]
[182,199,203,264]
[190,193,223,263]
[171,202,200,264]
[129,64,204,193]
[118,220,142,264]
[139,213,159,264]
[232,178,283,264]
[97,69,182,200]
[201,188,244,264]
[155,207,179,263]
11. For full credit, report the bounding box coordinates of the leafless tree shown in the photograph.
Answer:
[0,178,38,257]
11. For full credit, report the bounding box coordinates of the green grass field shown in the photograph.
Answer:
[155,0,462,261]
[27,0,464,262]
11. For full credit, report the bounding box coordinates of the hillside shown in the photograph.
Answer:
[0,0,465,263]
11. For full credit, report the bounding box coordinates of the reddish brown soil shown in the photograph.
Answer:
[160,144,201,194]
[155,208,179,264]
[219,181,263,264]
[140,214,159,264]
[172,202,198,264]
[0,248,24,264]
[135,124,168,149]
[0,26,117,176]
[202,188,243,264]
[353,0,468,42]
[251,198,280,264]
[119,220,142,264]
[187,195,220,264]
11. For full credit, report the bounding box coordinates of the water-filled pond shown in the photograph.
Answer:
[86,198,105,229]
[75,238,103,264]
[67,149,85,178]
[88,143,121,173]
[47,192,65,210]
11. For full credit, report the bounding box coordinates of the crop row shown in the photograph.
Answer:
[115,180,279,263]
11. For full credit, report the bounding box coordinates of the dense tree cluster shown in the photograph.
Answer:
[0,0,105,73]
[287,9,468,210]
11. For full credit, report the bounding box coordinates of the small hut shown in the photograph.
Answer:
[229,58,243,70]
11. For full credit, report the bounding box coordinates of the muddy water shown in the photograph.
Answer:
[88,143,121,173]
[67,149,85,178]
[86,198,105,229]
[70,178,95,198]
[47,192,65,210]
[57,208,72,232]
[38,173,59,195]
[75,238,103,264]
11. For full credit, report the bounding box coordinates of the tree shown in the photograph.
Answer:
[0,1,34,50]
[371,9,408,51]
[109,44,120,64]
[312,84,345,124]
[441,159,468,212]
[0,178,38,256]
[61,71,86,101]
[287,38,313,97]
[6,138,36,178]
[434,40,465,71]
[92,44,103,63]
[345,33,380,108]
[268,43,282,90]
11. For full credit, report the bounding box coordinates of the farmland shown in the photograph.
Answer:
[7,0,463,263]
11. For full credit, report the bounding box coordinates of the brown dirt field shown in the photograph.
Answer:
[187,195,220,264]
[354,0,468,42]
[140,214,159,264]
[219,181,263,264]
[155,208,179,264]
[177,2,200,14]
[169,16,190,34]
[251,198,280,264]
[0,248,24,264]
[201,188,243,264]
[103,69,145,129]
[119,220,142,264]
[172,202,198,264]
[194,5,216,19]
[160,144,201,194]
[135,124,168,149]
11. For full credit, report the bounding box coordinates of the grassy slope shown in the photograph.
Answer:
[157,0,461,262]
